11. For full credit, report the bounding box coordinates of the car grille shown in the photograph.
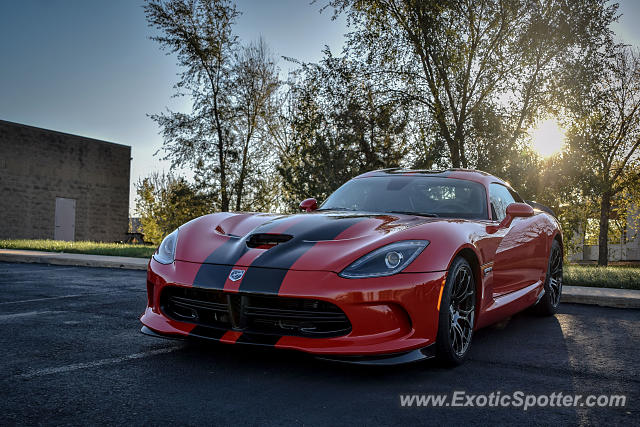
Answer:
[160,286,352,338]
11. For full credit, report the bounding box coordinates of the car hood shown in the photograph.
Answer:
[176,210,447,272]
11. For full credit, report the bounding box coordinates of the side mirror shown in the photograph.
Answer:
[505,202,534,219]
[299,198,318,212]
[487,203,534,233]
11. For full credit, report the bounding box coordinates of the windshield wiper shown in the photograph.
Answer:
[386,210,439,218]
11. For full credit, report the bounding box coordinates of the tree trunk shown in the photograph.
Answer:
[449,140,461,168]
[219,163,229,211]
[449,126,466,168]
[217,139,228,212]
[212,95,229,212]
[235,133,251,211]
[597,191,612,266]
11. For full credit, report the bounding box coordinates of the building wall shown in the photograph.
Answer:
[0,120,131,242]
[568,206,640,262]
[574,244,640,262]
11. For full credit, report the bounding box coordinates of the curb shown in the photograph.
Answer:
[1,249,639,309]
[0,249,148,270]
[561,285,640,309]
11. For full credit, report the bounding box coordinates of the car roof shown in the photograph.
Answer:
[354,168,509,187]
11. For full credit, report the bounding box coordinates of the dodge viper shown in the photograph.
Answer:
[140,168,563,365]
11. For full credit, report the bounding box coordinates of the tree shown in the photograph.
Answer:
[145,0,237,211]
[328,0,619,168]
[277,51,412,209]
[563,46,640,265]
[135,172,213,244]
[145,0,279,213]
[231,38,280,211]
[466,102,542,199]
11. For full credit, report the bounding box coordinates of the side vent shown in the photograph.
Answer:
[246,233,293,249]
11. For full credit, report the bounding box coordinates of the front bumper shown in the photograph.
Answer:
[140,259,445,359]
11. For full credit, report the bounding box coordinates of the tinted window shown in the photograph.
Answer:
[320,176,488,220]
[489,183,516,221]
[508,188,524,203]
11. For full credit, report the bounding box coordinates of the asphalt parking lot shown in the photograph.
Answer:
[1,262,638,425]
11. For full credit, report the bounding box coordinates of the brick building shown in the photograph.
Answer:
[0,120,131,242]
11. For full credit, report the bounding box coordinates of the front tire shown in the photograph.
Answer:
[435,257,476,366]
[533,239,563,316]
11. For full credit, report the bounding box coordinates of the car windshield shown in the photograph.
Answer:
[319,176,489,220]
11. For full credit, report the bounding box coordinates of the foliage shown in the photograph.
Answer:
[327,0,618,170]
[135,172,213,244]
[276,50,414,209]
[564,264,640,290]
[561,45,640,265]
[231,38,280,211]
[0,240,156,258]
[144,0,279,212]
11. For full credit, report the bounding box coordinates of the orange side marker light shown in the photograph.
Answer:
[437,278,446,311]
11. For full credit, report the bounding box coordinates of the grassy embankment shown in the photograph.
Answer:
[0,239,156,258]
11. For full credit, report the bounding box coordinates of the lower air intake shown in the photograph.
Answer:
[160,286,351,338]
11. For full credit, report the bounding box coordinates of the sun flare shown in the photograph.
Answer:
[530,119,566,157]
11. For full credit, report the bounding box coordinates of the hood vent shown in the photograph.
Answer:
[246,233,293,249]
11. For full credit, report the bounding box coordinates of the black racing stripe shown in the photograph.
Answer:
[294,215,365,242]
[236,333,281,346]
[203,237,248,265]
[193,263,235,289]
[189,326,227,341]
[251,215,364,268]
[191,216,290,289]
[192,238,243,289]
[236,266,294,294]
[238,215,365,295]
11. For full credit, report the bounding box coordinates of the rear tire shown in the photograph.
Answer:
[533,240,563,316]
[435,257,476,366]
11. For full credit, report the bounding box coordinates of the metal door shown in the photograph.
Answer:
[54,197,76,241]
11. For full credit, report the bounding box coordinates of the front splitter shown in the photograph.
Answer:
[141,325,435,366]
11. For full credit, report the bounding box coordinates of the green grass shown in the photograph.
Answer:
[564,264,640,290]
[0,239,156,258]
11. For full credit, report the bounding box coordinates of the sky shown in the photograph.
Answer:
[0,0,639,214]
[0,0,347,213]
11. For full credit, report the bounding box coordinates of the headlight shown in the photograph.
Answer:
[153,229,179,264]
[339,240,429,279]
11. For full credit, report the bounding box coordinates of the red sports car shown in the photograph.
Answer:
[141,169,563,365]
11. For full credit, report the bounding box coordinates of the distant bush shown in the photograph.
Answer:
[135,172,213,245]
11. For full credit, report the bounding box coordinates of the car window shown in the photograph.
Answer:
[489,183,516,221]
[320,176,489,220]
